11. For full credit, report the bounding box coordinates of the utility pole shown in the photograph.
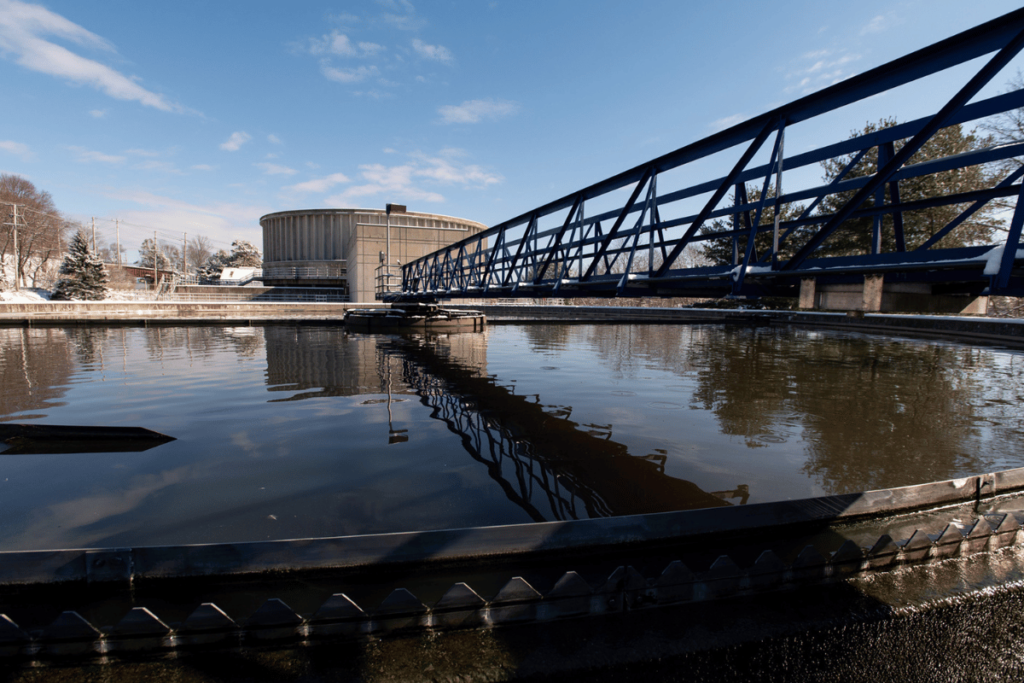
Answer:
[772,128,785,269]
[91,217,97,254]
[384,203,405,293]
[182,232,187,281]
[115,219,121,267]
[385,203,392,293]
[153,231,158,289]
[11,205,20,292]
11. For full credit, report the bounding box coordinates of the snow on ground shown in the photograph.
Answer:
[0,288,51,303]
[0,288,160,303]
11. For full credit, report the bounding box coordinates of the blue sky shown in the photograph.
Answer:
[1,0,1022,257]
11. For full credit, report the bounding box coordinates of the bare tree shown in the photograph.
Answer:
[983,70,1024,176]
[186,235,213,275]
[0,174,69,290]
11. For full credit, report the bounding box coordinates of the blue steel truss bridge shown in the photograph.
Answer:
[387,10,1024,308]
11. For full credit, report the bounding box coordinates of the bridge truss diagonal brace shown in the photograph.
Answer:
[994,181,1024,292]
[502,214,538,288]
[582,167,654,282]
[734,125,786,294]
[783,24,1024,272]
[617,173,659,294]
[534,195,583,286]
[480,228,509,291]
[655,116,781,280]
[917,165,1024,253]
[880,141,907,252]
[762,148,871,263]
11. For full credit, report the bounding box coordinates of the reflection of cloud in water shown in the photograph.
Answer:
[5,466,193,550]
[230,430,261,455]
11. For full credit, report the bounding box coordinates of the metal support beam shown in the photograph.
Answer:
[583,168,653,281]
[784,24,1024,271]
[655,116,779,278]
[995,181,1024,291]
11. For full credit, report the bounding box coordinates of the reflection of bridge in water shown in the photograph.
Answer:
[393,11,1024,310]
[377,334,741,523]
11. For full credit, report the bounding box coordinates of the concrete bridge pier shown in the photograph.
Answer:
[798,275,988,314]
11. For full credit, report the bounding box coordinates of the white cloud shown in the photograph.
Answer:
[192,164,214,171]
[267,134,282,145]
[89,109,106,118]
[784,50,862,95]
[0,0,183,112]
[860,13,901,37]
[322,64,379,83]
[353,88,393,100]
[411,150,501,186]
[376,0,415,11]
[309,31,355,56]
[284,172,351,193]
[255,162,297,176]
[861,15,887,35]
[307,31,385,58]
[379,1,422,30]
[126,148,161,157]
[220,131,251,151]
[412,39,453,64]
[330,12,361,26]
[438,99,518,124]
[134,159,181,174]
[68,145,125,164]
[709,114,747,132]
[328,164,445,204]
[359,42,385,56]
[101,189,270,247]
[383,13,424,31]
[0,140,32,159]
[324,149,501,205]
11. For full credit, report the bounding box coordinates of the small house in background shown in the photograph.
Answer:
[114,264,178,286]
[218,267,262,285]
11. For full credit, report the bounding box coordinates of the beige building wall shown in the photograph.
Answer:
[261,208,486,302]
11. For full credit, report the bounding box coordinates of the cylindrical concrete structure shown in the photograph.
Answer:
[260,208,486,302]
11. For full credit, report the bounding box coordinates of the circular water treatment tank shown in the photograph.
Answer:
[259,207,487,302]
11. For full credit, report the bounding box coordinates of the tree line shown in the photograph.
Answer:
[1,172,262,298]
[699,113,1014,266]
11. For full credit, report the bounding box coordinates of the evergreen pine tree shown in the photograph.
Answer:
[699,184,807,266]
[815,119,999,255]
[51,230,108,300]
[228,240,262,267]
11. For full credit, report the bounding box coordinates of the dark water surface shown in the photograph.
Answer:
[1,323,1022,550]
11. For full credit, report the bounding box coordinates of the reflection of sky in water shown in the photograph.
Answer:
[0,324,1022,550]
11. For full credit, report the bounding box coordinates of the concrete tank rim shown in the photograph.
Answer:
[1,465,1022,584]
[258,207,489,231]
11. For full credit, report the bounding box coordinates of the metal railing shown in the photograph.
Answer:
[375,263,402,299]
[161,289,349,303]
[397,10,1024,301]
[263,265,346,280]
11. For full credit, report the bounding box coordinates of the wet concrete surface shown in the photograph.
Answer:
[3,530,1024,682]
[4,551,1024,682]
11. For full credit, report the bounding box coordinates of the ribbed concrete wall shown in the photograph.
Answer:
[260,208,486,302]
